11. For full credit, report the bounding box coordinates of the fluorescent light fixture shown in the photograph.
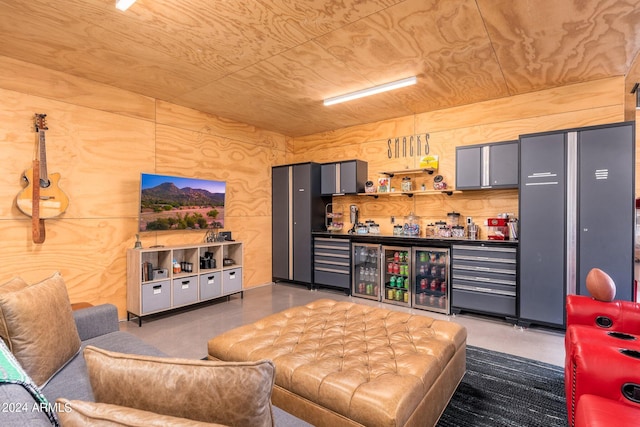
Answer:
[323,76,417,106]
[116,0,137,11]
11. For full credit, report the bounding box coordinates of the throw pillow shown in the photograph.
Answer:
[0,272,81,387]
[0,276,28,346]
[83,346,275,427]
[57,399,222,427]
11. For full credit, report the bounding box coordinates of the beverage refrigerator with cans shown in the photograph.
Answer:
[381,246,412,307]
[412,247,450,314]
[351,243,381,301]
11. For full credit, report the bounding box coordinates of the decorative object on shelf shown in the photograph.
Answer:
[419,154,439,170]
[134,234,142,249]
[377,177,390,192]
[401,177,412,192]
[433,175,447,190]
[204,226,227,242]
[364,180,376,193]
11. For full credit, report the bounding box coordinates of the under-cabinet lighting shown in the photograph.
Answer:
[323,76,417,106]
[116,0,137,11]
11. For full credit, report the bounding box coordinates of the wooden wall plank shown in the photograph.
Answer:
[0,60,285,319]
[156,101,287,150]
[292,78,628,234]
[0,57,155,121]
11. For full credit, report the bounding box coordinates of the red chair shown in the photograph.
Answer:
[564,269,640,427]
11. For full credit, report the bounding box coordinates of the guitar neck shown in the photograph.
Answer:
[38,129,49,186]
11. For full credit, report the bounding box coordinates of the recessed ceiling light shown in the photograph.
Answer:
[116,0,137,11]
[323,76,417,106]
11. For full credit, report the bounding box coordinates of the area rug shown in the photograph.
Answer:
[437,346,567,427]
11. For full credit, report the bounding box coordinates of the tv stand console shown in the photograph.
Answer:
[126,241,243,326]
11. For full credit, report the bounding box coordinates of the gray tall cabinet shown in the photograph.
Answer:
[519,122,635,327]
[272,163,325,286]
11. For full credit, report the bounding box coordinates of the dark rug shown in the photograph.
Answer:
[437,346,567,427]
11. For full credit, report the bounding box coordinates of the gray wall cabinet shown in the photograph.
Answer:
[321,160,368,195]
[519,121,635,328]
[456,141,519,189]
[272,163,326,285]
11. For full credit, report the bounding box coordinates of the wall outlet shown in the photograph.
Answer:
[466,216,473,225]
[391,216,395,224]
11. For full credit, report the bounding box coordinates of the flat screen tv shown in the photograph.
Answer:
[139,173,225,232]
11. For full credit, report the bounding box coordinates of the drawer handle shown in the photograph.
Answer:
[207,276,215,280]
[229,272,236,279]
[152,285,162,290]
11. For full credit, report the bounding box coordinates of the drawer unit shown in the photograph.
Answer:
[199,272,222,300]
[172,276,198,307]
[223,268,242,294]
[451,244,517,319]
[313,237,351,292]
[127,241,244,326]
[141,280,171,314]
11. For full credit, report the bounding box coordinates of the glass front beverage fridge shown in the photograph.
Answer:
[382,246,412,307]
[352,243,381,301]
[412,247,450,314]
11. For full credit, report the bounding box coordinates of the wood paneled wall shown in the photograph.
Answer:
[292,77,629,234]
[0,54,634,319]
[0,57,287,317]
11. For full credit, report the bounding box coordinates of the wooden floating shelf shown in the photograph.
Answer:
[358,190,460,198]
[379,168,436,177]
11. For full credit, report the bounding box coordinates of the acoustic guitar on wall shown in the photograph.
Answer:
[16,114,69,242]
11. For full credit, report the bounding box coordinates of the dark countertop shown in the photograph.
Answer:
[312,231,518,247]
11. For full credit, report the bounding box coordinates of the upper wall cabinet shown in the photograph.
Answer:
[455,141,519,190]
[321,160,368,195]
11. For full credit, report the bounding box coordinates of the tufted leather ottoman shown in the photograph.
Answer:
[208,299,467,427]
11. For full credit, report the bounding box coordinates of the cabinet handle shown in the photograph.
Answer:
[152,285,162,289]
[182,280,190,285]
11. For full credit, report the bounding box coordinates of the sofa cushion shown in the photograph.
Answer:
[0,276,28,344]
[57,399,225,427]
[0,272,81,387]
[84,346,276,427]
[42,330,167,403]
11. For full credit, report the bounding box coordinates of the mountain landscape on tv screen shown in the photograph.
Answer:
[140,182,225,231]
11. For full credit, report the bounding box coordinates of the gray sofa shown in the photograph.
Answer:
[0,304,309,426]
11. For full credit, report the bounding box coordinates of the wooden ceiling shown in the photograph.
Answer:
[1,0,639,137]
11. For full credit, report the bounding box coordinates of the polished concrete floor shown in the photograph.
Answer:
[120,282,566,367]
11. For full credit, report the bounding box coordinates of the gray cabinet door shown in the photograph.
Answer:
[489,141,519,187]
[321,163,336,195]
[293,164,313,283]
[339,160,368,194]
[519,132,567,326]
[577,124,634,300]
[456,146,481,189]
[321,160,368,195]
[272,166,290,280]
